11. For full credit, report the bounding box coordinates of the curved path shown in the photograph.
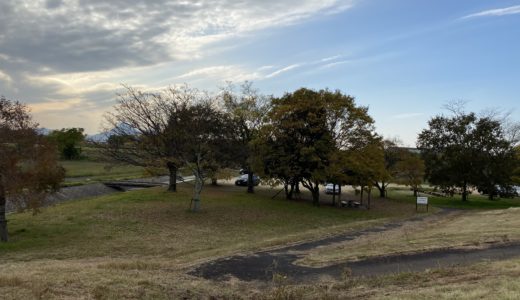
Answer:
[189,212,520,282]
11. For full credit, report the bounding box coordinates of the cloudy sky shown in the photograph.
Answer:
[0,0,519,145]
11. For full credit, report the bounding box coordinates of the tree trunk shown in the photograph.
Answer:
[247,170,254,194]
[332,183,337,207]
[462,182,468,202]
[191,174,203,212]
[289,181,296,200]
[312,182,320,207]
[167,162,177,192]
[413,188,418,197]
[0,183,7,242]
[295,181,300,194]
[360,185,364,205]
[367,187,371,209]
[285,182,294,200]
[376,181,386,198]
[211,178,218,186]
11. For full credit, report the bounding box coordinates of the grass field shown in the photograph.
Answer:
[387,187,520,209]
[297,207,520,267]
[1,183,520,299]
[60,160,153,185]
[1,183,414,261]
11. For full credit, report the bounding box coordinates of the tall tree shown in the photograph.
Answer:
[394,152,425,197]
[48,127,86,160]
[102,85,196,192]
[343,140,386,208]
[373,139,406,198]
[418,112,516,201]
[0,96,64,242]
[221,82,269,193]
[258,88,377,206]
[171,99,237,211]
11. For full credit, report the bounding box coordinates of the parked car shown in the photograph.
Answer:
[498,185,519,198]
[235,174,260,186]
[239,169,249,175]
[479,185,519,198]
[325,183,341,195]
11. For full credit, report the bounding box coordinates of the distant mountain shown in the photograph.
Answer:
[86,132,110,142]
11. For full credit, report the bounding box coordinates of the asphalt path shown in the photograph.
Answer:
[189,211,520,283]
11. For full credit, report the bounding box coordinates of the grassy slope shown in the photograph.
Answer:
[2,184,519,299]
[1,183,414,259]
[0,183,417,299]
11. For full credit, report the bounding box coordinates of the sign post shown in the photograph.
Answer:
[416,196,428,212]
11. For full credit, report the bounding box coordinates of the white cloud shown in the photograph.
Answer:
[320,55,342,62]
[175,65,261,82]
[0,0,357,133]
[0,0,356,73]
[264,64,301,78]
[320,60,350,69]
[0,69,13,84]
[462,5,520,19]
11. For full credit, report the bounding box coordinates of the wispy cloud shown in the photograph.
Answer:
[320,55,342,62]
[0,70,13,85]
[320,60,350,69]
[462,5,520,19]
[391,113,424,120]
[264,64,301,78]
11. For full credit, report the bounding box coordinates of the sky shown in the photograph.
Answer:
[0,0,519,146]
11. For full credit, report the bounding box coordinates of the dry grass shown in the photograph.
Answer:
[297,207,520,267]
[2,183,519,299]
[0,182,417,299]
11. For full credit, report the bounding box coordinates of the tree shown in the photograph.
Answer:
[171,99,237,211]
[48,127,86,160]
[221,82,269,193]
[0,96,64,242]
[418,112,516,201]
[343,140,386,208]
[513,146,520,185]
[102,85,196,192]
[373,139,406,198]
[394,152,425,197]
[257,88,377,206]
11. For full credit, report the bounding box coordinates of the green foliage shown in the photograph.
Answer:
[393,152,425,196]
[343,140,387,188]
[47,128,86,160]
[255,88,378,205]
[221,81,270,192]
[0,96,64,242]
[418,112,517,201]
[512,146,520,185]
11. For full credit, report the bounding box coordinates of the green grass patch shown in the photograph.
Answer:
[0,183,414,264]
[387,187,520,209]
[59,160,165,186]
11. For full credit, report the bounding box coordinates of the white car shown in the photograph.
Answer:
[325,183,340,195]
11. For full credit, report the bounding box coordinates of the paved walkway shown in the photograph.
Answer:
[189,212,520,282]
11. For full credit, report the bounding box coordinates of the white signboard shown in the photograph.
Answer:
[417,197,428,205]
